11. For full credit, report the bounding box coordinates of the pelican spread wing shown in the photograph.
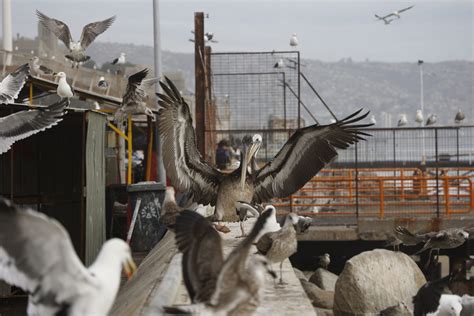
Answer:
[80,16,116,49]
[0,98,69,154]
[252,110,372,203]
[36,10,73,48]
[0,63,29,104]
[157,77,223,205]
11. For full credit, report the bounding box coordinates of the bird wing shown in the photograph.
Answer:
[174,210,224,302]
[80,16,116,49]
[0,98,68,154]
[157,77,223,206]
[120,69,149,108]
[38,65,54,75]
[0,64,29,104]
[0,198,95,303]
[398,5,414,14]
[413,273,453,316]
[36,10,73,48]
[256,232,274,255]
[141,77,159,89]
[252,109,372,203]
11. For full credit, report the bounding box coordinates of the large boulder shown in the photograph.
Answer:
[315,307,334,316]
[301,279,334,309]
[293,268,308,281]
[309,268,338,291]
[333,249,425,315]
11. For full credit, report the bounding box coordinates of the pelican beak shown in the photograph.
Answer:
[123,257,138,280]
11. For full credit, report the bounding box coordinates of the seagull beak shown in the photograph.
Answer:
[123,258,138,280]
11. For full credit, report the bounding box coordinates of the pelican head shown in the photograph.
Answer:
[240,134,262,190]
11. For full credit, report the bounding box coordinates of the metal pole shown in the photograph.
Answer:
[435,128,440,218]
[153,0,166,183]
[2,0,13,66]
[419,61,426,164]
[300,71,337,120]
[297,51,301,129]
[282,72,287,129]
[355,142,359,218]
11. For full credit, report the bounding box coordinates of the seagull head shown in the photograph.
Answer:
[102,238,137,280]
[99,76,105,81]
[55,72,67,79]
[120,52,126,57]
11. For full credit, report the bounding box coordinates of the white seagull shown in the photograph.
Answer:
[370,115,377,125]
[36,10,116,68]
[397,114,408,127]
[375,5,414,24]
[0,98,69,154]
[455,110,465,124]
[426,114,437,126]
[55,72,74,99]
[290,33,299,47]
[0,198,137,315]
[30,57,54,76]
[274,58,284,69]
[415,110,424,124]
[0,63,29,104]
[97,76,109,89]
[111,52,126,65]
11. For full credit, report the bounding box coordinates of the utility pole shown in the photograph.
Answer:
[194,12,206,156]
[2,0,13,66]
[418,59,426,164]
[153,0,166,183]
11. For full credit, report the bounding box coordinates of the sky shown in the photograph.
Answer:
[4,0,473,62]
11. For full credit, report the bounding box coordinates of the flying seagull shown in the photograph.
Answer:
[114,68,158,124]
[414,228,469,256]
[397,114,408,127]
[165,209,276,315]
[290,33,299,47]
[55,72,74,99]
[256,213,299,285]
[157,77,372,222]
[0,198,137,315]
[426,114,437,126]
[111,52,126,65]
[413,272,455,316]
[375,5,414,24]
[0,98,69,154]
[97,76,109,89]
[30,57,54,76]
[455,110,465,124]
[0,63,29,104]
[36,10,116,68]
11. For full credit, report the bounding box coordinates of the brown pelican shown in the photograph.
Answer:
[0,63,29,104]
[166,209,276,314]
[157,77,372,222]
[256,213,299,285]
[1,98,69,154]
[36,10,115,68]
[0,198,137,315]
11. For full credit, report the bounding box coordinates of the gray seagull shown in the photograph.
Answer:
[36,10,115,68]
[0,63,29,104]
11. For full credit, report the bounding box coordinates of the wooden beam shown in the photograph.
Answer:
[194,12,206,156]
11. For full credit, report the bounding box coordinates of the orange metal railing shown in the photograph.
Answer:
[272,168,474,218]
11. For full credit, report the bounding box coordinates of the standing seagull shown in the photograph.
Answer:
[114,68,158,124]
[111,52,126,65]
[0,63,29,104]
[397,114,408,127]
[256,213,299,285]
[290,33,299,47]
[317,253,331,270]
[426,114,437,126]
[55,72,74,99]
[157,77,372,222]
[455,110,465,124]
[415,110,424,124]
[0,198,137,315]
[165,209,276,315]
[36,11,115,68]
[97,76,109,89]
[274,58,284,68]
[0,98,69,154]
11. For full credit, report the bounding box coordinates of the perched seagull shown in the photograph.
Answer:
[295,215,312,234]
[0,98,69,154]
[55,72,74,99]
[426,114,437,126]
[159,186,182,231]
[370,114,377,125]
[290,33,299,47]
[397,114,408,127]
[97,76,109,89]
[375,5,414,24]
[93,101,100,110]
[111,52,126,65]
[383,234,403,251]
[234,201,260,238]
[274,58,284,69]
[36,10,115,68]
[256,213,299,285]
[30,57,54,76]
[165,209,276,314]
[415,110,424,124]
[455,110,465,124]
[317,253,330,270]
[114,68,157,124]
[413,273,454,316]
[0,198,137,315]
[0,63,29,104]
[204,32,218,43]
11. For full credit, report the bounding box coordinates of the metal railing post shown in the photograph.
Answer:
[379,179,385,219]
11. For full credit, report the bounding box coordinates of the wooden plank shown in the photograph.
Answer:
[194,12,206,156]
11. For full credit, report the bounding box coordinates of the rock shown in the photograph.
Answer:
[333,249,425,315]
[303,270,314,280]
[380,302,412,315]
[293,268,307,281]
[314,307,334,316]
[309,268,338,291]
[300,279,334,309]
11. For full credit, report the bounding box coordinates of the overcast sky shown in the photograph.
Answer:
[5,0,473,62]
